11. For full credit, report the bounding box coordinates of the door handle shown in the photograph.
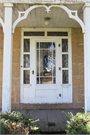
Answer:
[32,70,34,74]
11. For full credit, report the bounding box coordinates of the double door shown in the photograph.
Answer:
[20,38,72,103]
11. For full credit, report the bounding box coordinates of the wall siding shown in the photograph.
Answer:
[0,28,84,109]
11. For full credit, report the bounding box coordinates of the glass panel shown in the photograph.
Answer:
[24,39,30,52]
[53,42,55,49]
[40,77,52,84]
[24,70,30,84]
[24,55,30,68]
[40,42,52,49]
[62,39,68,52]
[37,78,39,84]
[37,42,39,49]
[53,78,56,84]
[62,54,68,68]
[62,70,68,84]
[24,32,45,36]
[37,50,39,76]
[40,50,52,76]
[47,32,68,36]
[53,50,56,76]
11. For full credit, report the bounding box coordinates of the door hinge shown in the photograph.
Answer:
[58,44,60,47]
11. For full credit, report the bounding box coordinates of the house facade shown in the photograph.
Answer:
[0,0,90,112]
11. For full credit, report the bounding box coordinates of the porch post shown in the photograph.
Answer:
[83,3,90,112]
[2,3,13,112]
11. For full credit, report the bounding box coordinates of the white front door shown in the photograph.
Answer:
[33,39,62,103]
[20,29,72,104]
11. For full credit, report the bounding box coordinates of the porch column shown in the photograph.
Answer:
[2,3,13,112]
[83,3,90,112]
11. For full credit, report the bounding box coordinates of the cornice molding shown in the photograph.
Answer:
[0,0,90,4]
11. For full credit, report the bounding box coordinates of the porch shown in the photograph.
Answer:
[0,108,84,132]
[0,1,90,112]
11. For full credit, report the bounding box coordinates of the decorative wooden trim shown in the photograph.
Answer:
[12,5,85,33]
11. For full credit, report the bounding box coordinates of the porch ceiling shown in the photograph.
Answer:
[0,4,83,28]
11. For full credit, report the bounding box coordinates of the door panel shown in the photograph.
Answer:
[34,39,62,103]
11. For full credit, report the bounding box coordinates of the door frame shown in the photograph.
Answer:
[20,28,72,103]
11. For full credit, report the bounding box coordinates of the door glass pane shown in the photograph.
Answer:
[40,77,52,84]
[47,32,68,36]
[24,70,30,84]
[24,32,45,36]
[53,77,56,84]
[37,50,39,76]
[40,42,52,49]
[62,39,68,52]
[40,50,52,76]
[24,55,30,68]
[37,78,39,84]
[37,42,39,49]
[53,42,55,49]
[24,39,30,52]
[53,50,56,76]
[62,70,68,84]
[62,54,68,68]
[36,42,56,84]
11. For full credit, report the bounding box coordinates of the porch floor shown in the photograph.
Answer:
[0,109,84,132]
[15,109,84,132]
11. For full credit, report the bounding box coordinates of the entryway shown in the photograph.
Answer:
[20,28,72,104]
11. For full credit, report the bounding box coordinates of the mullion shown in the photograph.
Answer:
[39,42,40,84]
[52,42,53,84]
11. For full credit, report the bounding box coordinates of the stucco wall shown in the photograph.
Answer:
[0,28,84,109]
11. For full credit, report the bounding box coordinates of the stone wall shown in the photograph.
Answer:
[12,28,21,104]
[0,28,84,109]
[72,28,84,108]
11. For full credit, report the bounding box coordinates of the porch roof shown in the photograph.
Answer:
[0,3,83,28]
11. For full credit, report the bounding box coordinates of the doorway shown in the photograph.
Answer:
[20,28,72,103]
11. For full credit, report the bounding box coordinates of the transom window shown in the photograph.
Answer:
[36,42,56,84]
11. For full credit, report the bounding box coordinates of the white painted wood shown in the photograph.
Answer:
[20,28,72,104]
[12,5,85,33]
[83,3,90,112]
[2,3,13,112]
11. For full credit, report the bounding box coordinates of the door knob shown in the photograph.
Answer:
[59,67,61,70]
